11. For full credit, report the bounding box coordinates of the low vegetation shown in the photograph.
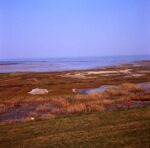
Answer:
[0,62,150,147]
[0,107,150,148]
[0,83,149,121]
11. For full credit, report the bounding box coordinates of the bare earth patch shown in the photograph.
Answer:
[86,69,132,75]
[125,74,146,78]
[61,69,132,79]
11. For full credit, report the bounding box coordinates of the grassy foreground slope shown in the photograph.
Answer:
[0,107,150,148]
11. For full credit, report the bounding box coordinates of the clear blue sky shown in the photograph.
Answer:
[0,0,149,59]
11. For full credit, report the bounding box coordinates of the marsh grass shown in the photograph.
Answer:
[0,82,149,121]
[0,104,10,114]
[122,83,144,92]
[35,105,50,112]
[66,103,87,114]
[50,97,70,107]
[41,113,55,119]
[28,112,38,118]
[0,63,150,146]
[45,84,145,116]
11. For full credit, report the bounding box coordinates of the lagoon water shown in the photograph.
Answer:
[0,55,150,73]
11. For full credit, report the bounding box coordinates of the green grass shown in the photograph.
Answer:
[0,107,150,148]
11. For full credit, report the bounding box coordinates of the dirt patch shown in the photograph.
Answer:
[62,69,132,79]
[86,69,131,75]
[61,72,96,79]
[125,74,145,78]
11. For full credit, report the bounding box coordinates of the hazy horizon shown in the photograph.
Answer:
[0,0,150,59]
[0,55,150,73]
[0,54,150,61]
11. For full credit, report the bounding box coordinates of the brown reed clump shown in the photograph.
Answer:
[99,99,114,105]
[50,98,70,107]
[74,93,103,102]
[0,104,11,114]
[41,113,55,119]
[28,112,38,118]
[121,83,144,92]
[104,88,128,97]
[85,102,105,112]
[66,103,87,114]
[51,108,64,115]
[36,105,50,112]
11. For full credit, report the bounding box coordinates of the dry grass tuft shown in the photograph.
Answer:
[86,102,105,112]
[50,98,70,107]
[36,105,50,112]
[122,83,144,92]
[105,88,128,96]
[28,112,38,118]
[66,103,87,114]
[41,113,55,119]
[75,93,103,102]
[51,108,64,115]
[0,104,10,114]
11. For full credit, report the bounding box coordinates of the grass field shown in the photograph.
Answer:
[0,107,150,148]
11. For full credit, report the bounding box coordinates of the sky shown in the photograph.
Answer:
[0,0,149,59]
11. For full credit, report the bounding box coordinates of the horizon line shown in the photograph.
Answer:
[0,54,150,61]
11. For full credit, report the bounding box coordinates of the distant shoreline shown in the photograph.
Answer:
[0,57,149,73]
